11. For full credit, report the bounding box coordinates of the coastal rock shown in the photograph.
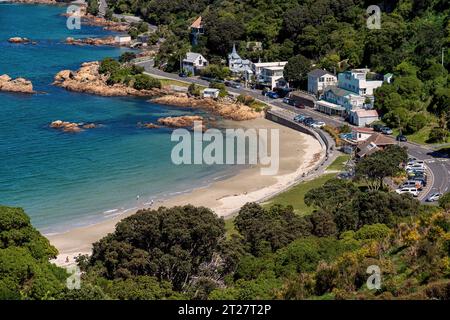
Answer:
[65,36,117,47]
[157,116,205,130]
[151,95,261,121]
[0,74,34,94]
[8,37,31,44]
[50,120,98,133]
[83,14,129,32]
[53,61,168,97]
[137,122,161,129]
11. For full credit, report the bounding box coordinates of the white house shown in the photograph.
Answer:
[202,88,220,99]
[321,86,366,113]
[349,109,379,127]
[307,69,337,96]
[182,52,208,75]
[252,61,287,79]
[228,44,252,75]
[351,127,376,142]
[251,61,287,89]
[338,69,383,96]
[114,35,131,44]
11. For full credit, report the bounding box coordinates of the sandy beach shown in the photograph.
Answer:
[47,117,325,266]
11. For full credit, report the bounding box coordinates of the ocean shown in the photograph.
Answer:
[0,3,238,233]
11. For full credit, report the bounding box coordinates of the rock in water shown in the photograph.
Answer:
[0,74,34,93]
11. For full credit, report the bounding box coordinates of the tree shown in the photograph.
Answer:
[283,54,311,88]
[428,128,449,143]
[355,145,407,190]
[119,52,137,63]
[235,203,312,256]
[0,206,66,300]
[88,206,225,291]
[438,192,450,210]
[133,74,161,90]
[309,210,337,237]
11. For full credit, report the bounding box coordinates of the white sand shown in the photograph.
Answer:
[47,118,325,266]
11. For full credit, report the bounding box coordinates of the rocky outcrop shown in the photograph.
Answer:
[83,14,129,32]
[53,62,167,97]
[157,116,205,130]
[151,94,262,121]
[137,122,161,129]
[65,37,117,47]
[50,120,99,133]
[0,74,34,94]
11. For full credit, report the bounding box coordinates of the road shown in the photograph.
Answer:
[135,59,450,201]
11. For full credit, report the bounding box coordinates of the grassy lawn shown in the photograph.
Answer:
[263,173,337,215]
[326,154,351,172]
[393,127,433,145]
[159,79,191,88]
[224,217,238,238]
[224,155,349,235]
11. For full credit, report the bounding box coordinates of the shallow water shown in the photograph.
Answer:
[0,3,237,233]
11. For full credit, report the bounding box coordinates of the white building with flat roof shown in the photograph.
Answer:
[338,69,383,96]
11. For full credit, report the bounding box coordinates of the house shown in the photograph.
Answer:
[228,44,252,75]
[246,41,263,52]
[182,52,208,75]
[251,61,287,89]
[351,127,375,142]
[356,133,396,158]
[190,17,204,45]
[321,86,366,113]
[307,69,337,96]
[349,109,379,127]
[338,69,383,96]
[114,35,131,44]
[252,61,287,78]
[202,88,220,99]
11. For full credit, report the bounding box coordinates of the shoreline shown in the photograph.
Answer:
[47,117,325,266]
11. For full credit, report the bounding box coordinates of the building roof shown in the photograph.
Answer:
[183,52,204,63]
[358,133,395,149]
[353,109,379,118]
[325,85,355,98]
[308,69,335,78]
[229,43,241,60]
[253,61,288,68]
[357,142,381,158]
[353,127,375,133]
[190,17,202,29]
[316,100,346,111]
[203,88,220,93]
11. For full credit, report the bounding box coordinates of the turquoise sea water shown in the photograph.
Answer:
[0,4,237,233]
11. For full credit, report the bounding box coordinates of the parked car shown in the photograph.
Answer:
[303,117,315,126]
[381,127,393,135]
[426,193,442,202]
[396,187,420,197]
[396,134,408,142]
[283,97,291,104]
[293,115,306,123]
[265,91,279,99]
[178,72,188,78]
[294,102,306,109]
[372,124,384,132]
[401,180,423,190]
[311,121,326,128]
[406,163,425,171]
[224,81,241,89]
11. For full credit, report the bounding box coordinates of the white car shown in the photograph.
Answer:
[396,187,420,197]
[406,163,425,171]
[426,193,442,202]
[311,121,325,128]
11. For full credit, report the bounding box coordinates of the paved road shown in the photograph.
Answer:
[136,60,450,201]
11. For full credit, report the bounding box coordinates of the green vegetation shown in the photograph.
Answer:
[265,173,336,215]
[0,206,66,300]
[326,154,351,172]
[104,0,449,143]
[99,57,161,89]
